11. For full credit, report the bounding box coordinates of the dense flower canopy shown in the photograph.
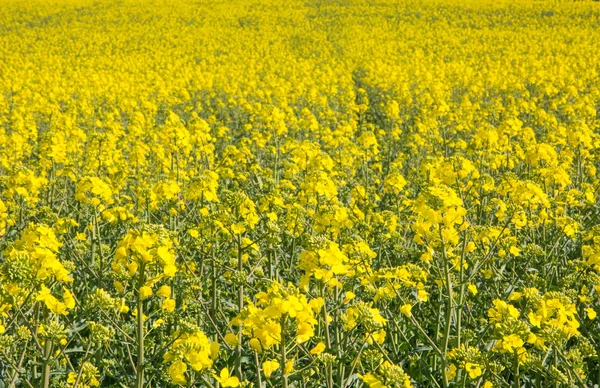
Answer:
[1,0,600,386]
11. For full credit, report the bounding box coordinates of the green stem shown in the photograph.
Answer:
[320,284,331,349]
[136,263,145,388]
[211,246,217,319]
[514,350,519,388]
[553,348,558,388]
[457,233,467,347]
[254,351,263,388]
[236,234,244,380]
[40,337,52,388]
[281,316,289,388]
[440,227,454,388]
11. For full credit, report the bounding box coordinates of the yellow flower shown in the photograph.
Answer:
[359,373,387,388]
[310,342,326,355]
[401,304,412,317]
[586,307,597,320]
[67,372,79,384]
[468,284,477,295]
[225,333,239,347]
[153,319,165,328]
[62,287,76,309]
[139,286,153,300]
[417,289,429,302]
[36,285,68,315]
[114,281,124,293]
[501,334,524,352]
[445,363,457,381]
[343,291,356,304]
[231,222,246,235]
[214,367,239,387]
[156,285,171,298]
[162,298,176,312]
[368,330,386,345]
[210,341,220,359]
[249,338,262,352]
[262,359,279,378]
[528,312,541,327]
[284,359,294,375]
[118,300,129,313]
[168,360,187,385]
[296,322,314,344]
[464,362,482,379]
[164,264,177,277]
[488,300,519,324]
[509,292,523,301]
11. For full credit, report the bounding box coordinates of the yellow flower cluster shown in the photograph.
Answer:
[163,330,220,384]
[234,282,323,350]
[0,0,600,386]
[112,228,177,279]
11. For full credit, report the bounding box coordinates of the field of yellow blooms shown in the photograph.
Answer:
[1,0,600,386]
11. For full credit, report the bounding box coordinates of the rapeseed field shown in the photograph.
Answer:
[1,0,600,386]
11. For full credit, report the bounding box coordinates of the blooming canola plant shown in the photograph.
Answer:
[0,0,600,386]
